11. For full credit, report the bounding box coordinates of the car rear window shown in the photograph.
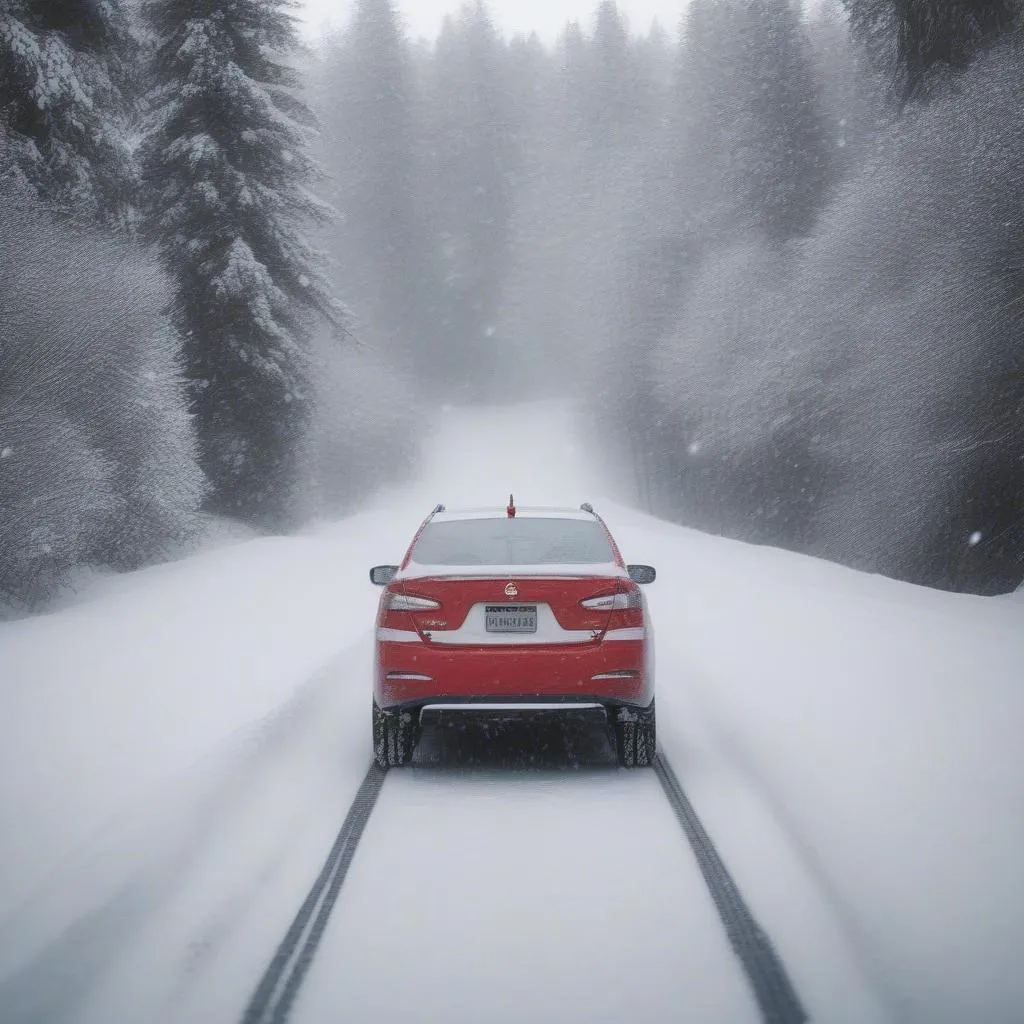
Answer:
[410,517,615,566]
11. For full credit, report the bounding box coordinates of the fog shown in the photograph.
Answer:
[299,0,681,43]
[307,0,1024,595]
[2,0,1023,608]
[3,5,1024,1022]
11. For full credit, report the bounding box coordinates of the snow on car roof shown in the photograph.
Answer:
[431,505,596,522]
[398,561,626,580]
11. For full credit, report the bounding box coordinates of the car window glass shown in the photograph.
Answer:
[411,518,615,566]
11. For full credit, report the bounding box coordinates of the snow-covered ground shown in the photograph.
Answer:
[1,402,1022,1024]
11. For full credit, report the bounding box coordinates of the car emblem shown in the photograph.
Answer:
[504,582,519,598]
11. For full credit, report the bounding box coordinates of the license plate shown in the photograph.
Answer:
[485,605,538,634]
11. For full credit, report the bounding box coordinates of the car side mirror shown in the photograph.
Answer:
[627,564,656,585]
[370,565,399,586]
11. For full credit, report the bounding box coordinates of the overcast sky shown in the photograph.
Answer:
[299,1,684,43]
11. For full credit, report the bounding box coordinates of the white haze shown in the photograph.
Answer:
[3,4,1024,1023]
[299,0,682,41]
[1,404,1021,1023]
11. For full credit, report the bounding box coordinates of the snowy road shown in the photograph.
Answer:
[292,758,760,1024]
[2,402,1022,1024]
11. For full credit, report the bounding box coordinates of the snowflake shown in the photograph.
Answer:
[968,531,983,547]
[0,447,12,459]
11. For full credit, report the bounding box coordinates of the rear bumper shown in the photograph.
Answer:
[417,700,613,728]
[375,638,652,710]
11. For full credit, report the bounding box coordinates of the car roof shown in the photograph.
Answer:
[429,506,597,523]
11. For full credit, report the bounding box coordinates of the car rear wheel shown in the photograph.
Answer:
[613,701,656,768]
[373,702,417,768]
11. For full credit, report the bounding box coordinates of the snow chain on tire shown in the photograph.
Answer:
[615,702,656,768]
[373,703,417,769]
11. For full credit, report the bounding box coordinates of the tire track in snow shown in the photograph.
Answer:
[654,752,807,1024]
[240,764,386,1024]
[244,751,806,1024]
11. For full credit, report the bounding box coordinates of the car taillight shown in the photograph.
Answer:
[580,590,642,611]
[582,585,644,631]
[379,590,441,635]
[385,593,441,612]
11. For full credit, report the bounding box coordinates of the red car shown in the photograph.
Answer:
[369,499,656,768]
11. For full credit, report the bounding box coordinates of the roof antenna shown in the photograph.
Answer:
[507,493,516,518]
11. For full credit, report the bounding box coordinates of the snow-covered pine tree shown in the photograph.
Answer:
[557,21,590,147]
[426,2,513,398]
[140,0,345,530]
[842,0,1023,103]
[585,2,639,149]
[0,178,206,609]
[314,0,442,386]
[0,0,138,223]
[675,0,830,241]
[806,0,885,181]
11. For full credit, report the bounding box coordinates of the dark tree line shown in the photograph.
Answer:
[312,0,515,399]
[4,0,1023,605]
[609,0,1024,595]
[844,0,1023,102]
[141,0,346,528]
[0,0,398,610]
[0,0,138,223]
[311,0,676,397]
[311,0,1024,593]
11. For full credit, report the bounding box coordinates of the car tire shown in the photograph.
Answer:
[373,702,417,769]
[614,701,656,768]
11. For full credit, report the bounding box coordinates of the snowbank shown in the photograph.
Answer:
[1,402,1022,1024]
[0,509,415,922]
[609,508,1024,1024]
